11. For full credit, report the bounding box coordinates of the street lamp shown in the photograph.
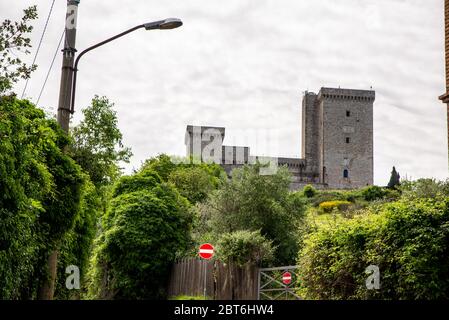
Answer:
[70,18,183,114]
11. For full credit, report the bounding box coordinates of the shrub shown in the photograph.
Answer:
[298,197,449,300]
[310,191,348,207]
[319,201,351,213]
[361,185,386,201]
[217,230,275,267]
[87,170,193,299]
[0,97,86,299]
[303,185,317,198]
[198,164,304,265]
[399,179,449,200]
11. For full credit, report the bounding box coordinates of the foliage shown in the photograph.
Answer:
[197,164,305,265]
[168,166,220,204]
[87,168,193,299]
[140,154,226,204]
[70,96,132,189]
[298,186,449,300]
[361,185,387,201]
[112,169,162,198]
[141,154,177,182]
[387,166,401,189]
[0,97,86,299]
[319,200,351,213]
[307,190,351,207]
[0,6,38,94]
[302,185,317,198]
[55,178,100,299]
[399,178,449,200]
[216,230,275,267]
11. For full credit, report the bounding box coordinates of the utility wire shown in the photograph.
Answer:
[21,0,56,99]
[35,29,64,106]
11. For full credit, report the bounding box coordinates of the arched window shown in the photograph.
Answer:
[343,169,349,178]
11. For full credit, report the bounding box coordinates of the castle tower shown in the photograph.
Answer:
[302,87,375,189]
[302,92,321,179]
[439,0,449,168]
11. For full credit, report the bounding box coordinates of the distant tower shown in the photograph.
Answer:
[302,88,375,189]
[439,0,449,169]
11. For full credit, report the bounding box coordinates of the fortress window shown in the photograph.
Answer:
[343,169,349,178]
[346,110,350,117]
[346,137,350,143]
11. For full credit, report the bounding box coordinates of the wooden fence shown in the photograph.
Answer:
[167,258,258,300]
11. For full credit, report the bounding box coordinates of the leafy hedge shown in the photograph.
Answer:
[0,97,89,299]
[298,196,449,299]
[319,200,352,213]
[216,230,275,267]
[87,169,193,299]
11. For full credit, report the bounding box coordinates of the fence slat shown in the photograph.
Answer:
[167,258,258,300]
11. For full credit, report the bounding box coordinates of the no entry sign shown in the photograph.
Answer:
[199,243,214,260]
[282,272,292,285]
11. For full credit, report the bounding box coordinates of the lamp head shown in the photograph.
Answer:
[144,18,183,30]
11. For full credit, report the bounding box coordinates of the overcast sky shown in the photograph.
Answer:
[2,0,447,185]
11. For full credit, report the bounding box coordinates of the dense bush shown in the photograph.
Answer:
[0,97,90,299]
[308,190,349,207]
[302,185,317,198]
[197,164,305,265]
[169,166,221,204]
[55,179,100,299]
[319,200,351,213]
[216,230,275,267]
[298,195,449,300]
[399,178,449,199]
[87,169,193,299]
[361,186,386,201]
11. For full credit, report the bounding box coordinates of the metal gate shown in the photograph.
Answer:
[257,265,302,300]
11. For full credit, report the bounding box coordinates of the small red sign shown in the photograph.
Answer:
[282,272,292,285]
[199,243,214,260]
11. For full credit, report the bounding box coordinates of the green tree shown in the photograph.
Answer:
[217,230,275,267]
[70,95,132,189]
[87,168,193,299]
[387,166,400,189]
[141,154,226,204]
[198,164,305,265]
[298,187,449,300]
[0,96,88,299]
[0,6,37,94]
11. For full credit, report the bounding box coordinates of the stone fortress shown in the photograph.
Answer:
[185,87,375,190]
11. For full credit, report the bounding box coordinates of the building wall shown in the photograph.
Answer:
[185,86,375,191]
[302,92,320,173]
[319,88,375,189]
[445,0,449,92]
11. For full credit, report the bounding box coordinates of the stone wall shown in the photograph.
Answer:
[318,88,375,189]
[184,86,375,191]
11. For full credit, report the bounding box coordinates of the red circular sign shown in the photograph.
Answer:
[282,272,292,285]
[199,243,214,260]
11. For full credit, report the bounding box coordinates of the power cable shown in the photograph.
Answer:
[35,29,64,106]
[21,0,56,98]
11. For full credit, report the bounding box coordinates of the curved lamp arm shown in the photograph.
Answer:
[70,18,182,114]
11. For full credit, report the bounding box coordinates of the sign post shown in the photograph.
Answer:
[199,243,214,298]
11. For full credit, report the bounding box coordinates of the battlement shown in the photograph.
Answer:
[318,87,375,102]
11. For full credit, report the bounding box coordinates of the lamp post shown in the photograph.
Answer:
[69,18,182,117]
[46,14,182,301]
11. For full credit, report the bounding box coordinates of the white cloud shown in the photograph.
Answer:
[2,0,447,185]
